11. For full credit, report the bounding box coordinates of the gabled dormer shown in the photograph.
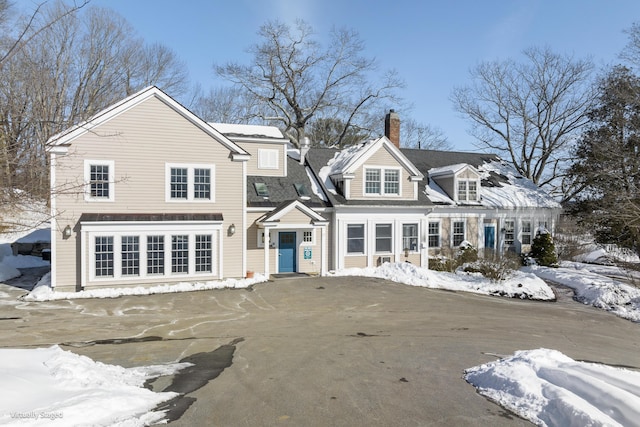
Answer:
[211,123,289,178]
[323,136,423,201]
[429,163,481,204]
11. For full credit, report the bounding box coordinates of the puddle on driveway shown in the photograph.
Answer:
[152,337,244,423]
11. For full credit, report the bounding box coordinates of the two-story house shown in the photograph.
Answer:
[48,87,251,292]
[47,87,561,292]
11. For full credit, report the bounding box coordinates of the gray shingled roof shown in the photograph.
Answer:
[247,156,331,208]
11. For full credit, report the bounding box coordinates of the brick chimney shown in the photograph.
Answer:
[385,109,400,148]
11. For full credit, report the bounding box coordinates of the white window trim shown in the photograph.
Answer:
[374,223,393,254]
[521,219,532,245]
[258,148,279,170]
[455,178,480,202]
[301,230,315,245]
[165,163,216,202]
[84,222,221,282]
[363,166,402,197]
[401,223,419,253]
[428,220,441,248]
[503,219,516,246]
[84,160,115,202]
[451,219,466,247]
[346,223,366,255]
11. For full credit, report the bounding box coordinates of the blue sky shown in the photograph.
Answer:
[20,0,640,150]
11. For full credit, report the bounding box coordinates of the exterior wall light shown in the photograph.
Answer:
[228,223,236,236]
[63,224,72,239]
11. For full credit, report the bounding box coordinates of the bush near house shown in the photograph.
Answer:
[529,232,558,267]
[462,255,521,281]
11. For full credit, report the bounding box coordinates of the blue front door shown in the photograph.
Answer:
[484,226,496,250]
[278,232,296,273]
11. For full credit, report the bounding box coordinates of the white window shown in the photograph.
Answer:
[375,224,392,253]
[84,160,115,202]
[364,167,401,196]
[121,236,140,276]
[94,236,114,277]
[195,235,213,273]
[88,228,219,281]
[452,221,465,247]
[347,224,365,254]
[428,221,440,248]
[166,164,215,202]
[402,224,418,252]
[147,235,165,275]
[303,230,313,243]
[504,220,515,246]
[521,220,532,245]
[365,169,381,194]
[258,149,279,169]
[171,235,189,273]
[457,179,479,202]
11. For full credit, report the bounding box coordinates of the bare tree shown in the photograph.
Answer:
[0,2,189,201]
[401,118,452,150]
[451,46,595,199]
[215,19,403,148]
[192,85,259,124]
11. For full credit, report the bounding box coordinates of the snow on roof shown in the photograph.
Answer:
[429,163,470,177]
[479,160,561,209]
[15,228,50,244]
[210,123,285,139]
[422,159,561,209]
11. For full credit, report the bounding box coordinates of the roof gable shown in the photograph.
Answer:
[329,137,423,180]
[429,163,480,178]
[47,86,249,157]
[257,200,328,224]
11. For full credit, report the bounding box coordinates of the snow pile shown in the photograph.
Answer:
[526,264,640,323]
[465,348,640,427]
[0,345,189,426]
[23,273,269,301]
[330,261,555,300]
[0,255,49,282]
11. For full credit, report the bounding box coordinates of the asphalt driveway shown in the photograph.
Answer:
[1,275,639,426]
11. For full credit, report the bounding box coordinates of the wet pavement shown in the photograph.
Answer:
[1,273,640,426]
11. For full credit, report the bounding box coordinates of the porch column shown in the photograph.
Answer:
[263,228,270,278]
[321,225,327,276]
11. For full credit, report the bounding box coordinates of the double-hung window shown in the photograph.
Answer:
[457,179,479,202]
[504,220,515,246]
[428,221,440,247]
[195,235,212,273]
[166,164,215,202]
[347,224,365,254]
[521,220,532,245]
[452,221,465,247]
[95,236,114,277]
[85,160,114,201]
[364,167,400,196]
[121,236,140,276]
[365,169,381,194]
[90,229,219,281]
[171,235,189,273]
[147,236,165,275]
[375,224,392,253]
[402,224,418,252]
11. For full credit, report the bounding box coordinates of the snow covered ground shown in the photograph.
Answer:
[0,346,190,426]
[465,348,640,427]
